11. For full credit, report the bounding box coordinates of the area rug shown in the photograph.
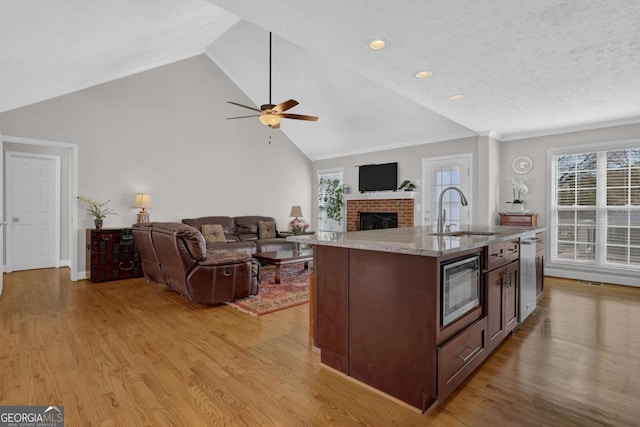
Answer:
[225,266,311,316]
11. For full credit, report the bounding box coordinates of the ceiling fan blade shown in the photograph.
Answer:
[280,113,319,121]
[227,114,262,120]
[273,99,299,113]
[228,101,262,112]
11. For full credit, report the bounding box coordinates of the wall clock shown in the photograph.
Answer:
[512,156,533,174]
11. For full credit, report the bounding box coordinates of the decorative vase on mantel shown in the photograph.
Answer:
[94,219,103,230]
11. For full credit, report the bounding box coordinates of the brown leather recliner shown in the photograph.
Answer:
[132,222,260,304]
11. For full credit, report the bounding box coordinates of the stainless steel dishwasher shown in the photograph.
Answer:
[519,232,539,322]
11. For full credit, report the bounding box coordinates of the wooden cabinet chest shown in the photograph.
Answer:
[499,213,538,227]
[86,228,142,282]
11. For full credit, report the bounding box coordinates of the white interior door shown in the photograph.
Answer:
[6,152,60,271]
[422,154,472,228]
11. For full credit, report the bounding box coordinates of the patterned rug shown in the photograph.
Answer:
[225,266,311,316]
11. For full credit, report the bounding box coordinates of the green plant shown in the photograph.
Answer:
[319,178,344,223]
[398,180,416,191]
[78,196,117,219]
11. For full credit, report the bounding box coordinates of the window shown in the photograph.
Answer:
[551,147,640,270]
[317,169,344,232]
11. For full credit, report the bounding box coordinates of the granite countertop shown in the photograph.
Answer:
[286,225,546,257]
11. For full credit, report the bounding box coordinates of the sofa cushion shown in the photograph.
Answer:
[183,216,236,235]
[258,220,277,239]
[235,216,278,235]
[202,224,226,244]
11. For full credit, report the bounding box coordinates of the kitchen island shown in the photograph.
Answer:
[288,225,545,412]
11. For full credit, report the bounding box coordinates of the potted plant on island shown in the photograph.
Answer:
[78,196,117,230]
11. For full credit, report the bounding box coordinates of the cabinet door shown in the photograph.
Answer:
[314,245,349,373]
[485,268,504,353]
[503,261,519,335]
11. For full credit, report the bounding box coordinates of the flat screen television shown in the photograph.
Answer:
[358,162,398,192]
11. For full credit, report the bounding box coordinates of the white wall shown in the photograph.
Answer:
[0,54,313,278]
[500,123,640,226]
[313,136,478,228]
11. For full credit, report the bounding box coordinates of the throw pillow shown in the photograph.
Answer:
[258,220,277,239]
[201,224,226,244]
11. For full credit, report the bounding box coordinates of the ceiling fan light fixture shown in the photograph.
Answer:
[259,113,281,127]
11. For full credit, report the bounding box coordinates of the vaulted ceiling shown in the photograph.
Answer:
[2,1,639,160]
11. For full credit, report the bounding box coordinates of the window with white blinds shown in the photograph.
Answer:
[551,148,640,269]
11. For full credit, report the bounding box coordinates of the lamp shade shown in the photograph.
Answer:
[133,193,152,209]
[289,205,303,218]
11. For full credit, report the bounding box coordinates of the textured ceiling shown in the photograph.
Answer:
[2,1,640,160]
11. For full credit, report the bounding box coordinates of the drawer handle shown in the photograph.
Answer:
[119,261,134,271]
[507,248,518,253]
[456,345,481,363]
[224,268,232,276]
[101,234,113,241]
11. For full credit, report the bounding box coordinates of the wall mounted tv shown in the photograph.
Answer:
[358,162,398,192]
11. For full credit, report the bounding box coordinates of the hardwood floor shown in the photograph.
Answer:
[1,270,639,426]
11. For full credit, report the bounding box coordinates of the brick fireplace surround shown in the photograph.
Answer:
[345,193,416,232]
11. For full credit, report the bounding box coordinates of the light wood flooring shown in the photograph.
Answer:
[1,269,639,426]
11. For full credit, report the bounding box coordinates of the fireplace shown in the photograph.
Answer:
[344,192,415,232]
[359,212,398,230]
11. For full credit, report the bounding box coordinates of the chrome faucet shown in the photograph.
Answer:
[437,186,468,233]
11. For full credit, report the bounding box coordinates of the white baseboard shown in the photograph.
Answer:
[59,259,71,267]
[546,266,640,287]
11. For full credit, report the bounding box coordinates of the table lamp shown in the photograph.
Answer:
[289,205,303,220]
[133,193,152,223]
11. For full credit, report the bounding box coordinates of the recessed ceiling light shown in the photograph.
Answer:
[449,94,464,101]
[414,70,432,79]
[368,39,387,50]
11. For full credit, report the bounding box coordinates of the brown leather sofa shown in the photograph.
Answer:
[182,215,295,255]
[132,222,260,305]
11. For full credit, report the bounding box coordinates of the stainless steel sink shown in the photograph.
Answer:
[428,231,500,237]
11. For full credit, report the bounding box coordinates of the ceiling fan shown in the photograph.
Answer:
[227,32,318,129]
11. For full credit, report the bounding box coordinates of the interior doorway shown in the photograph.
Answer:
[6,152,61,271]
[2,136,78,280]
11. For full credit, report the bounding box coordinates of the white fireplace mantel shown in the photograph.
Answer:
[344,191,418,201]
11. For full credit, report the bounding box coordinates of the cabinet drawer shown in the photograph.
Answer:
[485,241,506,271]
[504,215,532,224]
[505,239,520,264]
[438,317,487,400]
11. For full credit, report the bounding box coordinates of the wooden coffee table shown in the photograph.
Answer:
[253,249,313,284]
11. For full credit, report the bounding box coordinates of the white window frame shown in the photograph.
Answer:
[316,167,345,232]
[547,139,640,287]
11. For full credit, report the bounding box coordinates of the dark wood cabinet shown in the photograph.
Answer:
[314,245,349,373]
[86,228,142,282]
[499,213,538,227]
[503,261,519,335]
[535,232,545,300]
[485,239,519,354]
[437,317,487,400]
